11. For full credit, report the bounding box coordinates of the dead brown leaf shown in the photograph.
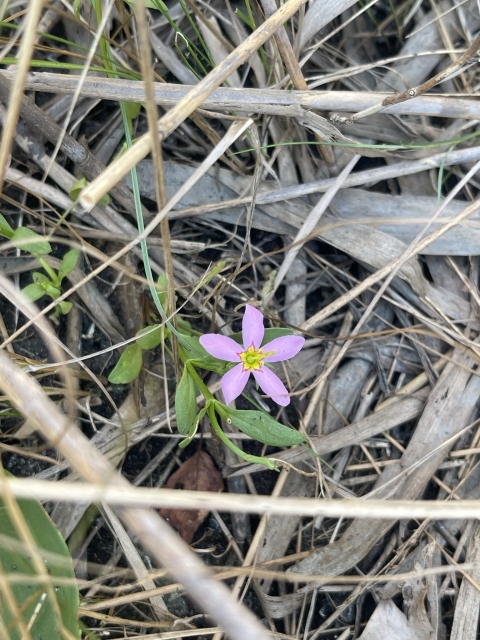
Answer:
[160,450,224,543]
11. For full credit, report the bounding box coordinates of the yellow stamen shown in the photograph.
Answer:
[239,345,275,372]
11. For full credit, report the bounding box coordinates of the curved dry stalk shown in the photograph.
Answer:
[134,0,179,378]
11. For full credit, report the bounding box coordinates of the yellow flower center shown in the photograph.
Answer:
[239,345,275,372]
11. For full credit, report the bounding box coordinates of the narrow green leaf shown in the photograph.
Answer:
[11,227,51,256]
[123,0,169,9]
[235,8,254,28]
[108,343,143,384]
[221,407,305,447]
[58,249,80,283]
[0,213,14,238]
[136,325,162,350]
[21,283,45,302]
[175,367,197,435]
[0,471,80,640]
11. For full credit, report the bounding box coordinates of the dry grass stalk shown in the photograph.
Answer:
[13,72,480,119]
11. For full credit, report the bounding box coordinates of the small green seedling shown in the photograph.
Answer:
[0,213,79,317]
[21,249,80,318]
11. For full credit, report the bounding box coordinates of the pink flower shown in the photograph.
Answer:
[199,305,305,406]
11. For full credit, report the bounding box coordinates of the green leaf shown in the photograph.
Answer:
[70,177,110,207]
[178,333,223,367]
[53,301,73,316]
[11,227,51,256]
[45,284,61,300]
[179,405,207,448]
[21,283,45,302]
[69,176,87,201]
[58,249,80,283]
[157,274,168,292]
[32,271,50,285]
[229,327,294,346]
[0,213,14,238]
[124,101,142,121]
[136,325,162,350]
[155,274,177,309]
[108,343,143,384]
[156,274,168,307]
[177,317,192,333]
[0,471,80,640]
[175,367,197,435]
[220,407,305,447]
[262,328,294,344]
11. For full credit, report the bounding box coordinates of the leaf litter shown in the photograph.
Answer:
[2,0,480,639]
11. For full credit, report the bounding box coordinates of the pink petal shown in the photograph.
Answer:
[262,335,305,362]
[222,364,250,404]
[199,335,241,362]
[242,304,264,350]
[253,366,291,406]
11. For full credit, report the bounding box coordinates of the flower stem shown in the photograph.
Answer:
[185,360,214,402]
[207,403,278,471]
[37,257,58,285]
[184,360,278,470]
